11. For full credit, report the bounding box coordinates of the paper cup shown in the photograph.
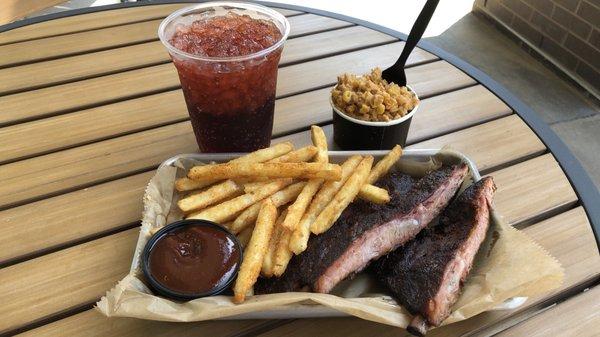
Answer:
[332,86,419,150]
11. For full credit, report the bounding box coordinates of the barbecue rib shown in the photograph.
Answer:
[372,177,496,336]
[255,164,468,295]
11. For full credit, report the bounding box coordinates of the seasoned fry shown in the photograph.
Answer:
[175,142,293,192]
[273,227,293,276]
[187,179,292,223]
[177,179,242,212]
[289,155,362,254]
[175,177,215,192]
[310,125,328,164]
[311,156,373,234]
[231,182,306,234]
[356,145,401,202]
[261,211,287,277]
[281,126,329,231]
[188,162,342,181]
[233,141,294,164]
[236,225,253,248]
[358,184,390,204]
[269,146,318,163]
[281,179,323,231]
[243,180,273,193]
[242,146,318,193]
[234,199,277,303]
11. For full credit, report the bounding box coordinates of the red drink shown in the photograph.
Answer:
[159,3,290,152]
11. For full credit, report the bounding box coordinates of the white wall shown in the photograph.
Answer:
[259,0,474,37]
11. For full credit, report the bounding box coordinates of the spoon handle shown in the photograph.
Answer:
[392,0,440,72]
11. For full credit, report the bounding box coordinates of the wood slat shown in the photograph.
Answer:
[0,5,301,45]
[0,25,396,95]
[0,4,183,45]
[0,83,509,166]
[0,42,436,126]
[0,122,197,209]
[0,85,513,264]
[17,310,266,337]
[0,13,345,68]
[0,115,538,212]
[7,205,594,336]
[407,85,511,144]
[285,13,353,37]
[0,19,162,68]
[0,4,302,45]
[409,114,545,172]
[492,154,576,225]
[495,285,600,337]
[0,229,139,334]
[231,207,600,337]
[285,116,545,173]
[273,85,512,145]
[0,172,152,264]
[490,154,577,226]
[276,42,447,98]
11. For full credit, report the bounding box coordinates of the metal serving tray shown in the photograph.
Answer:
[131,148,523,320]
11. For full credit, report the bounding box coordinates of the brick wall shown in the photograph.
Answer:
[474,0,600,92]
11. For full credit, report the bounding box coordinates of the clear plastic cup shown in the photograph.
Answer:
[158,2,290,152]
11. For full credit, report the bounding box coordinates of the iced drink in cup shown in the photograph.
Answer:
[159,2,290,152]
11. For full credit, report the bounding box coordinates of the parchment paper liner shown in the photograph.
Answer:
[97,149,563,329]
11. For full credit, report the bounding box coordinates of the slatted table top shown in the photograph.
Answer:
[1,2,599,336]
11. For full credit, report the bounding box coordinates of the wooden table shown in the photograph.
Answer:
[1,2,599,336]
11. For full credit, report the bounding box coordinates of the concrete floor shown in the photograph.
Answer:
[425,13,600,190]
[24,2,600,190]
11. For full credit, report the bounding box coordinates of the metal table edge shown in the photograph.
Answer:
[0,0,598,251]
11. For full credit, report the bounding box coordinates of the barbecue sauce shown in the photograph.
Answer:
[148,225,240,295]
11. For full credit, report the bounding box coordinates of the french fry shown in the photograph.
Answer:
[261,211,287,277]
[182,143,310,205]
[243,180,273,193]
[273,227,293,276]
[356,145,402,203]
[367,145,403,184]
[358,184,390,204]
[188,162,342,181]
[269,146,318,163]
[243,146,318,193]
[177,179,242,212]
[357,145,402,201]
[289,155,362,254]
[230,182,306,234]
[233,141,294,164]
[237,225,253,248]
[234,199,277,303]
[281,126,329,231]
[281,179,323,231]
[175,142,294,192]
[175,177,215,192]
[187,179,292,223]
[311,156,373,234]
[310,125,328,164]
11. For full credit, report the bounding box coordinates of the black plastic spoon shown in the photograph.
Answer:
[382,0,440,86]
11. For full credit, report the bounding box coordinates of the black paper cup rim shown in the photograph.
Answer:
[331,85,419,150]
[141,219,242,301]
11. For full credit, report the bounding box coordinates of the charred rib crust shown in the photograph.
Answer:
[373,177,496,332]
[256,164,468,294]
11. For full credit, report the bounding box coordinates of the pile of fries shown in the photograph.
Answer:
[174,126,403,303]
